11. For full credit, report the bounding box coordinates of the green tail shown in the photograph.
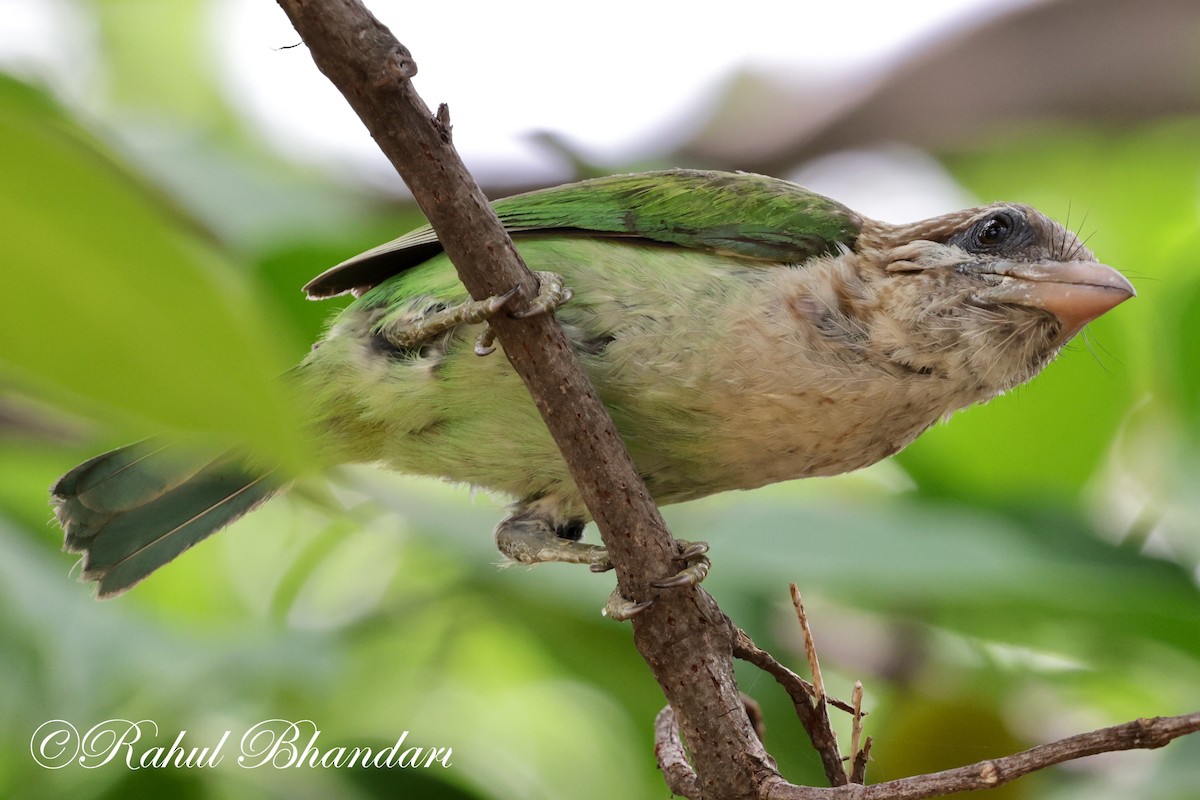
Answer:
[51,441,281,597]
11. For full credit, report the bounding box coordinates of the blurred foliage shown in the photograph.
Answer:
[1,3,1199,799]
[0,73,302,458]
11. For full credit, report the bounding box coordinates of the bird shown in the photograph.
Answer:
[51,169,1134,608]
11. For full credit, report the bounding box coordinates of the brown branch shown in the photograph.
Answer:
[849,737,873,787]
[792,585,846,785]
[650,710,1200,800]
[828,711,1200,799]
[728,623,1200,797]
[849,683,869,785]
[734,626,854,785]
[733,629,858,715]
[656,704,702,798]
[273,2,770,798]
[272,4,1200,798]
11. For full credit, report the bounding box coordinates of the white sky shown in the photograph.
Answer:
[214,0,1032,184]
[0,0,1037,218]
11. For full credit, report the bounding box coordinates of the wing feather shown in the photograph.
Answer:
[304,169,861,299]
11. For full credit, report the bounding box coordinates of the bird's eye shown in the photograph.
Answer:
[974,213,1013,248]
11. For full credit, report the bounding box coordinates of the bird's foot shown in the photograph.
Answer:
[603,589,654,622]
[474,271,573,355]
[383,290,516,350]
[650,540,711,588]
[495,511,709,620]
[511,271,574,318]
[602,540,710,620]
[494,512,610,568]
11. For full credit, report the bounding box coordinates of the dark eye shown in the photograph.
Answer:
[974,213,1014,248]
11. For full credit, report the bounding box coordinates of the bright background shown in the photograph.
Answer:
[2,0,1199,798]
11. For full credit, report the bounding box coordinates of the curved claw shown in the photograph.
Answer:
[474,327,497,356]
[491,285,520,310]
[603,590,654,621]
[472,287,520,357]
[651,567,706,590]
[475,278,568,355]
[511,272,572,319]
[651,539,712,589]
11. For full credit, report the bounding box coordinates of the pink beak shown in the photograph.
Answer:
[974,260,1135,340]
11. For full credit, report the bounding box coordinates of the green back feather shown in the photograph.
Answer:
[303,169,862,298]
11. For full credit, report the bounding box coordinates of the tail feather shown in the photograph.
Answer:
[52,442,282,597]
[55,441,211,515]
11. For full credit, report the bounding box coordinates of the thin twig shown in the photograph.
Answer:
[733,626,848,786]
[655,696,767,799]
[849,682,865,783]
[745,693,768,743]
[849,737,873,786]
[758,711,1200,799]
[792,585,826,702]
[656,705,701,799]
[792,586,847,786]
[732,629,857,715]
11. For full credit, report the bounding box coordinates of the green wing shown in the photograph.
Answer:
[303,169,862,299]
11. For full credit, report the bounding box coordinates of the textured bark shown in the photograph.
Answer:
[274,1,769,797]
[654,708,1200,799]
[272,3,1200,798]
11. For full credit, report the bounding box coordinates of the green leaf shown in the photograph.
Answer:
[666,489,1200,666]
[0,75,303,460]
[897,337,1133,502]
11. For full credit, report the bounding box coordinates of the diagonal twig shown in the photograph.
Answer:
[268,5,1200,798]
[756,711,1200,799]
[732,629,858,715]
[733,626,850,787]
[273,3,773,797]
[791,585,846,785]
[656,704,702,799]
[849,682,870,785]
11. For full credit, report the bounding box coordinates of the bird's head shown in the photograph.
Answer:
[853,204,1134,395]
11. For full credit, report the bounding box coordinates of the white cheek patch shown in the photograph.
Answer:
[884,241,970,273]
